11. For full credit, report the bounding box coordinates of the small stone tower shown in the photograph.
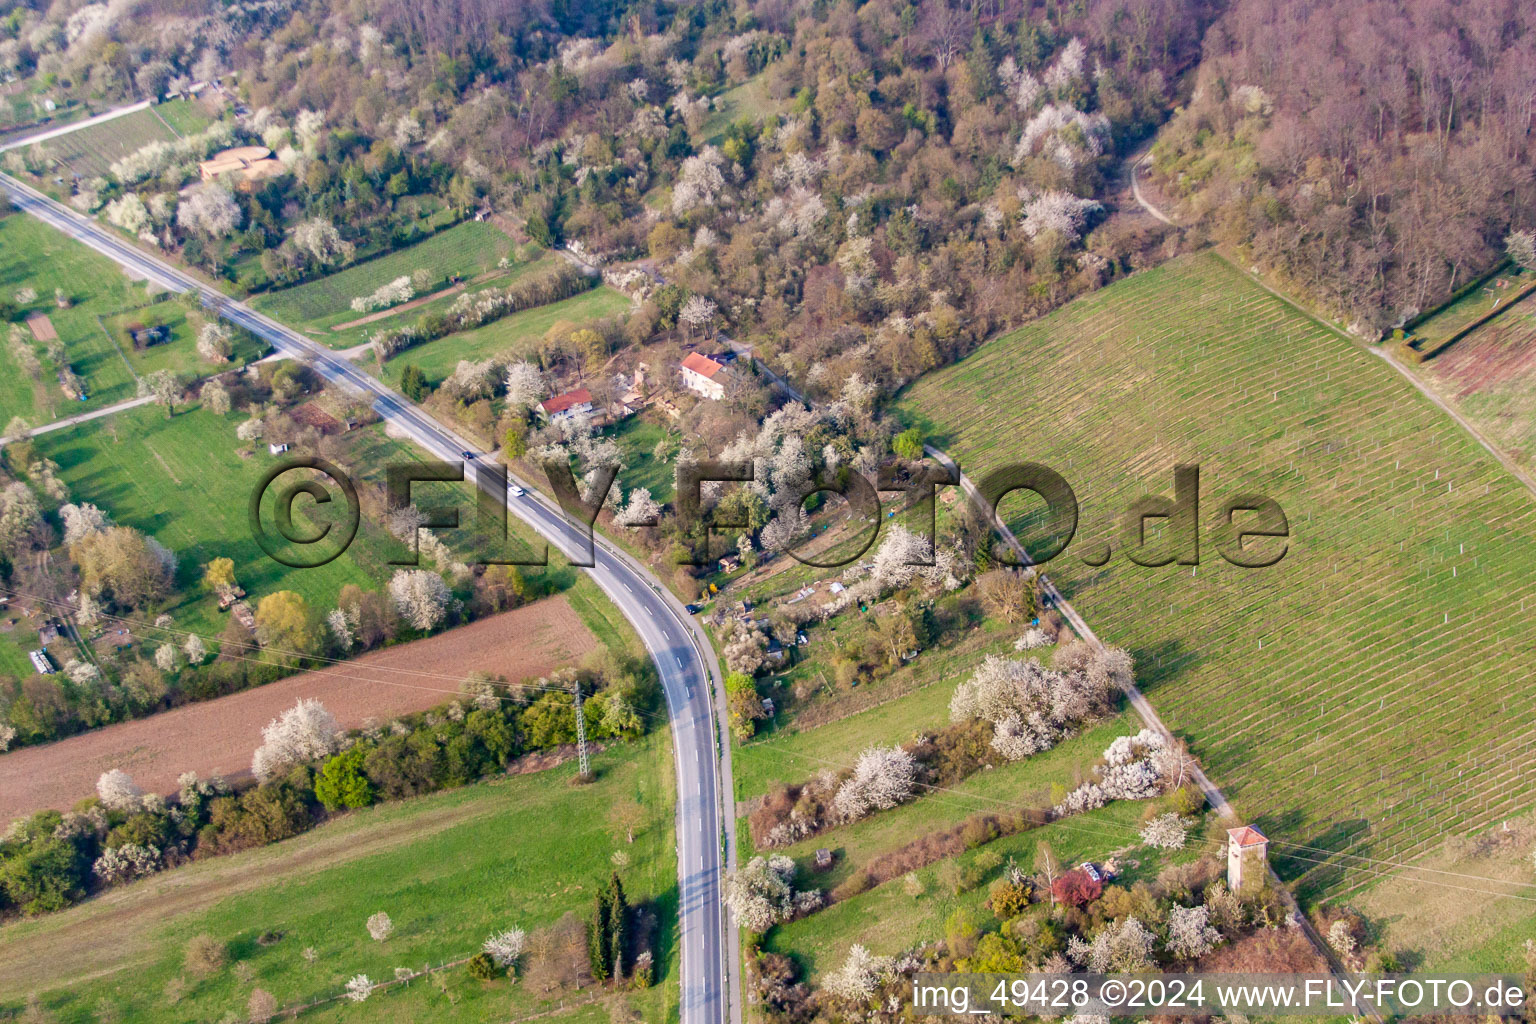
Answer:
[1227,824,1269,892]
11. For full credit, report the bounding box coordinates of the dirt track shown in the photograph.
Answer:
[0,598,598,821]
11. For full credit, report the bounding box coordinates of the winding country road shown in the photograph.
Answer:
[0,169,738,1024]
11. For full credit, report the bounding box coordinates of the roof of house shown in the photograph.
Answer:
[1227,825,1268,847]
[199,146,282,180]
[239,158,287,181]
[25,313,58,342]
[681,352,725,379]
[539,387,593,415]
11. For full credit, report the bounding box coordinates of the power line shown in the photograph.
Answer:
[4,585,1533,902]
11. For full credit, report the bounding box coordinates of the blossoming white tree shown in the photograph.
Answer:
[366,911,394,942]
[615,487,662,527]
[96,769,144,811]
[832,745,918,822]
[721,854,817,931]
[388,568,452,630]
[822,944,894,1002]
[484,927,527,967]
[504,361,547,412]
[176,184,241,237]
[1139,812,1190,850]
[293,218,354,266]
[1166,904,1222,959]
[251,698,340,782]
[196,322,233,363]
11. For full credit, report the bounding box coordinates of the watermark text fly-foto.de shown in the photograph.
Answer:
[248,455,1291,572]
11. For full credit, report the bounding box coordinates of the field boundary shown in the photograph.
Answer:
[923,440,1377,1017]
[1405,274,1536,362]
[330,281,466,330]
[1230,253,1536,503]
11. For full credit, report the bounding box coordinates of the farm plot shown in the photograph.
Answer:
[897,252,1536,906]
[31,403,547,643]
[1416,298,1536,465]
[0,213,166,421]
[0,732,680,1024]
[251,221,515,344]
[382,284,631,386]
[0,597,599,822]
[764,797,1169,979]
[1410,266,1531,347]
[38,102,206,179]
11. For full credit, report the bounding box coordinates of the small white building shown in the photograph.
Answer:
[268,442,290,455]
[1226,824,1268,891]
[680,352,727,401]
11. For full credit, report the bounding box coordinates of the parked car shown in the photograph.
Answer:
[685,603,702,614]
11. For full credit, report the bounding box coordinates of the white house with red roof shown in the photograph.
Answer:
[536,387,594,421]
[1226,824,1268,891]
[679,352,727,400]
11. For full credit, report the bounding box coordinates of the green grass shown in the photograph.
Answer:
[382,285,631,387]
[1414,293,1536,466]
[0,732,680,1023]
[766,716,1140,887]
[150,99,215,138]
[701,73,786,144]
[319,253,561,354]
[765,798,1163,978]
[896,251,1536,905]
[252,222,516,341]
[38,105,195,179]
[0,213,184,422]
[610,416,679,504]
[732,627,1031,802]
[1411,266,1530,345]
[101,299,264,379]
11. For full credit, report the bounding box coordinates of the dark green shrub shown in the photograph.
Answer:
[466,952,498,980]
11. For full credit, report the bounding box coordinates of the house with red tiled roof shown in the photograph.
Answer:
[679,352,727,401]
[536,387,594,421]
[1226,824,1268,891]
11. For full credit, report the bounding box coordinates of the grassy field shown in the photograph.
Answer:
[27,401,545,648]
[252,222,515,344]
[0,213,185,422]
[1413,287,1536,466]
[609,416,679,504]
[897,251,1536,907]
[40,101,211,179]
[764,715,1141,886]
[765,797,1186,978]
[701,73,787,144]
[1352,812,1536,971]
[382,285,631,387]
[1410,266,1531,346]
[101,299,265,379]
[0,731,681,1024]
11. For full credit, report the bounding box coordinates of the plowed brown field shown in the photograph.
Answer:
[0,597,597,821]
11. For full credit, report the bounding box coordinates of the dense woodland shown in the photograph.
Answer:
[1150,0,1536,330]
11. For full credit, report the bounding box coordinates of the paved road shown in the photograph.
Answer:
[0,394,156,447]
[0,171,734,1024]
[0,100,153,154]
[923,450,1379,1021]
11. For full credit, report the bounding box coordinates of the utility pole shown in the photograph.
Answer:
[573,680,590,777]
